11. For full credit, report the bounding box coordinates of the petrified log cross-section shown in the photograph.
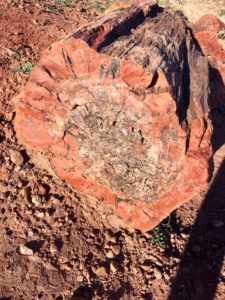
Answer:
[14,1,213,231]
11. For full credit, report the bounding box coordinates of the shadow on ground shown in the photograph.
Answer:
[168,108,225,300]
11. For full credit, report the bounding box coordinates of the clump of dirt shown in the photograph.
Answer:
[0,1,225,299]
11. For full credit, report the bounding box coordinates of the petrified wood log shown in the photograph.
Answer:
[14,0,213,231]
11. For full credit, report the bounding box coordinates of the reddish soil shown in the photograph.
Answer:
[0,1,225,299]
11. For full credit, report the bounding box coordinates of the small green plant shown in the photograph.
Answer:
[158,0,171,6]
[92,0,108,12]
[55,0,75,7]
[43,4,60,14]
[80,0,115,13]
[218,9,225,17]
[149,217,172,247]
[12,62,34,74]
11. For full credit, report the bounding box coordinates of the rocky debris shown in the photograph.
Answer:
[193,14,225,109]
[13,1,214,232]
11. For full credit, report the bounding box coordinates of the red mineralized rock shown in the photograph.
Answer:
[194,14,225,109]
[14,1,213,231]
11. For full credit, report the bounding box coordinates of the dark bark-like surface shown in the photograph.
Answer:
[72,2,210,123]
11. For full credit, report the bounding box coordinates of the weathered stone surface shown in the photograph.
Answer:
[14,2,213,231]
[194,14,225,109]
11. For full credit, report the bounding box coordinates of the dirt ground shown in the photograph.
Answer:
[159,0,225,22]
[0,1,225,299]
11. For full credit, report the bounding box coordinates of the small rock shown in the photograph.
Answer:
[34,211,45,219]
[61,263,72,271]
[19,245,33,256]
[164,272,170,280]
[106,250,114,259]
[77,275,84,282]
[108,236,117,243]
[212,220,224,228]
[20,187,28,197]
[153,267,163,280]
[110,260,119,273]
[180,232,188,239]
[148,254,157,261]
[9,150,23,165]
[140,264,151,272]
[155,260,163,267]
[173,257,180,263]
[50,243,58,253]
[93,266,108,276]
[18,181,23,188]
[0,181,6,192]
[125,235,133,244]
[31,196,41,206]
[111,245,121,255]
[37,183,47,196]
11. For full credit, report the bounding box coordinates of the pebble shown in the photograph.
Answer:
[77,275,84,282]
[164,272,170,280]
[37,183,47,196]
[153,267,163,280]
[50,243,58,253]
[9,150,23,165]
[108,236,117,243]
[61,263,72,271]
[125,235,133,244]
[140,264,151,272]
[106,250,114,259]
[148,254,156,261]
[34,211,45,219]
[111,245,121,255]
[93,266,108,276]
[110,261,119,273]
[0,181,6,192]
[19,245,33,256]
[180,232,188,239]
[31,196,41,206]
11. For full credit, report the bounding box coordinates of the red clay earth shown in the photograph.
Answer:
[14,2,213,232]
[0,1,225,299]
